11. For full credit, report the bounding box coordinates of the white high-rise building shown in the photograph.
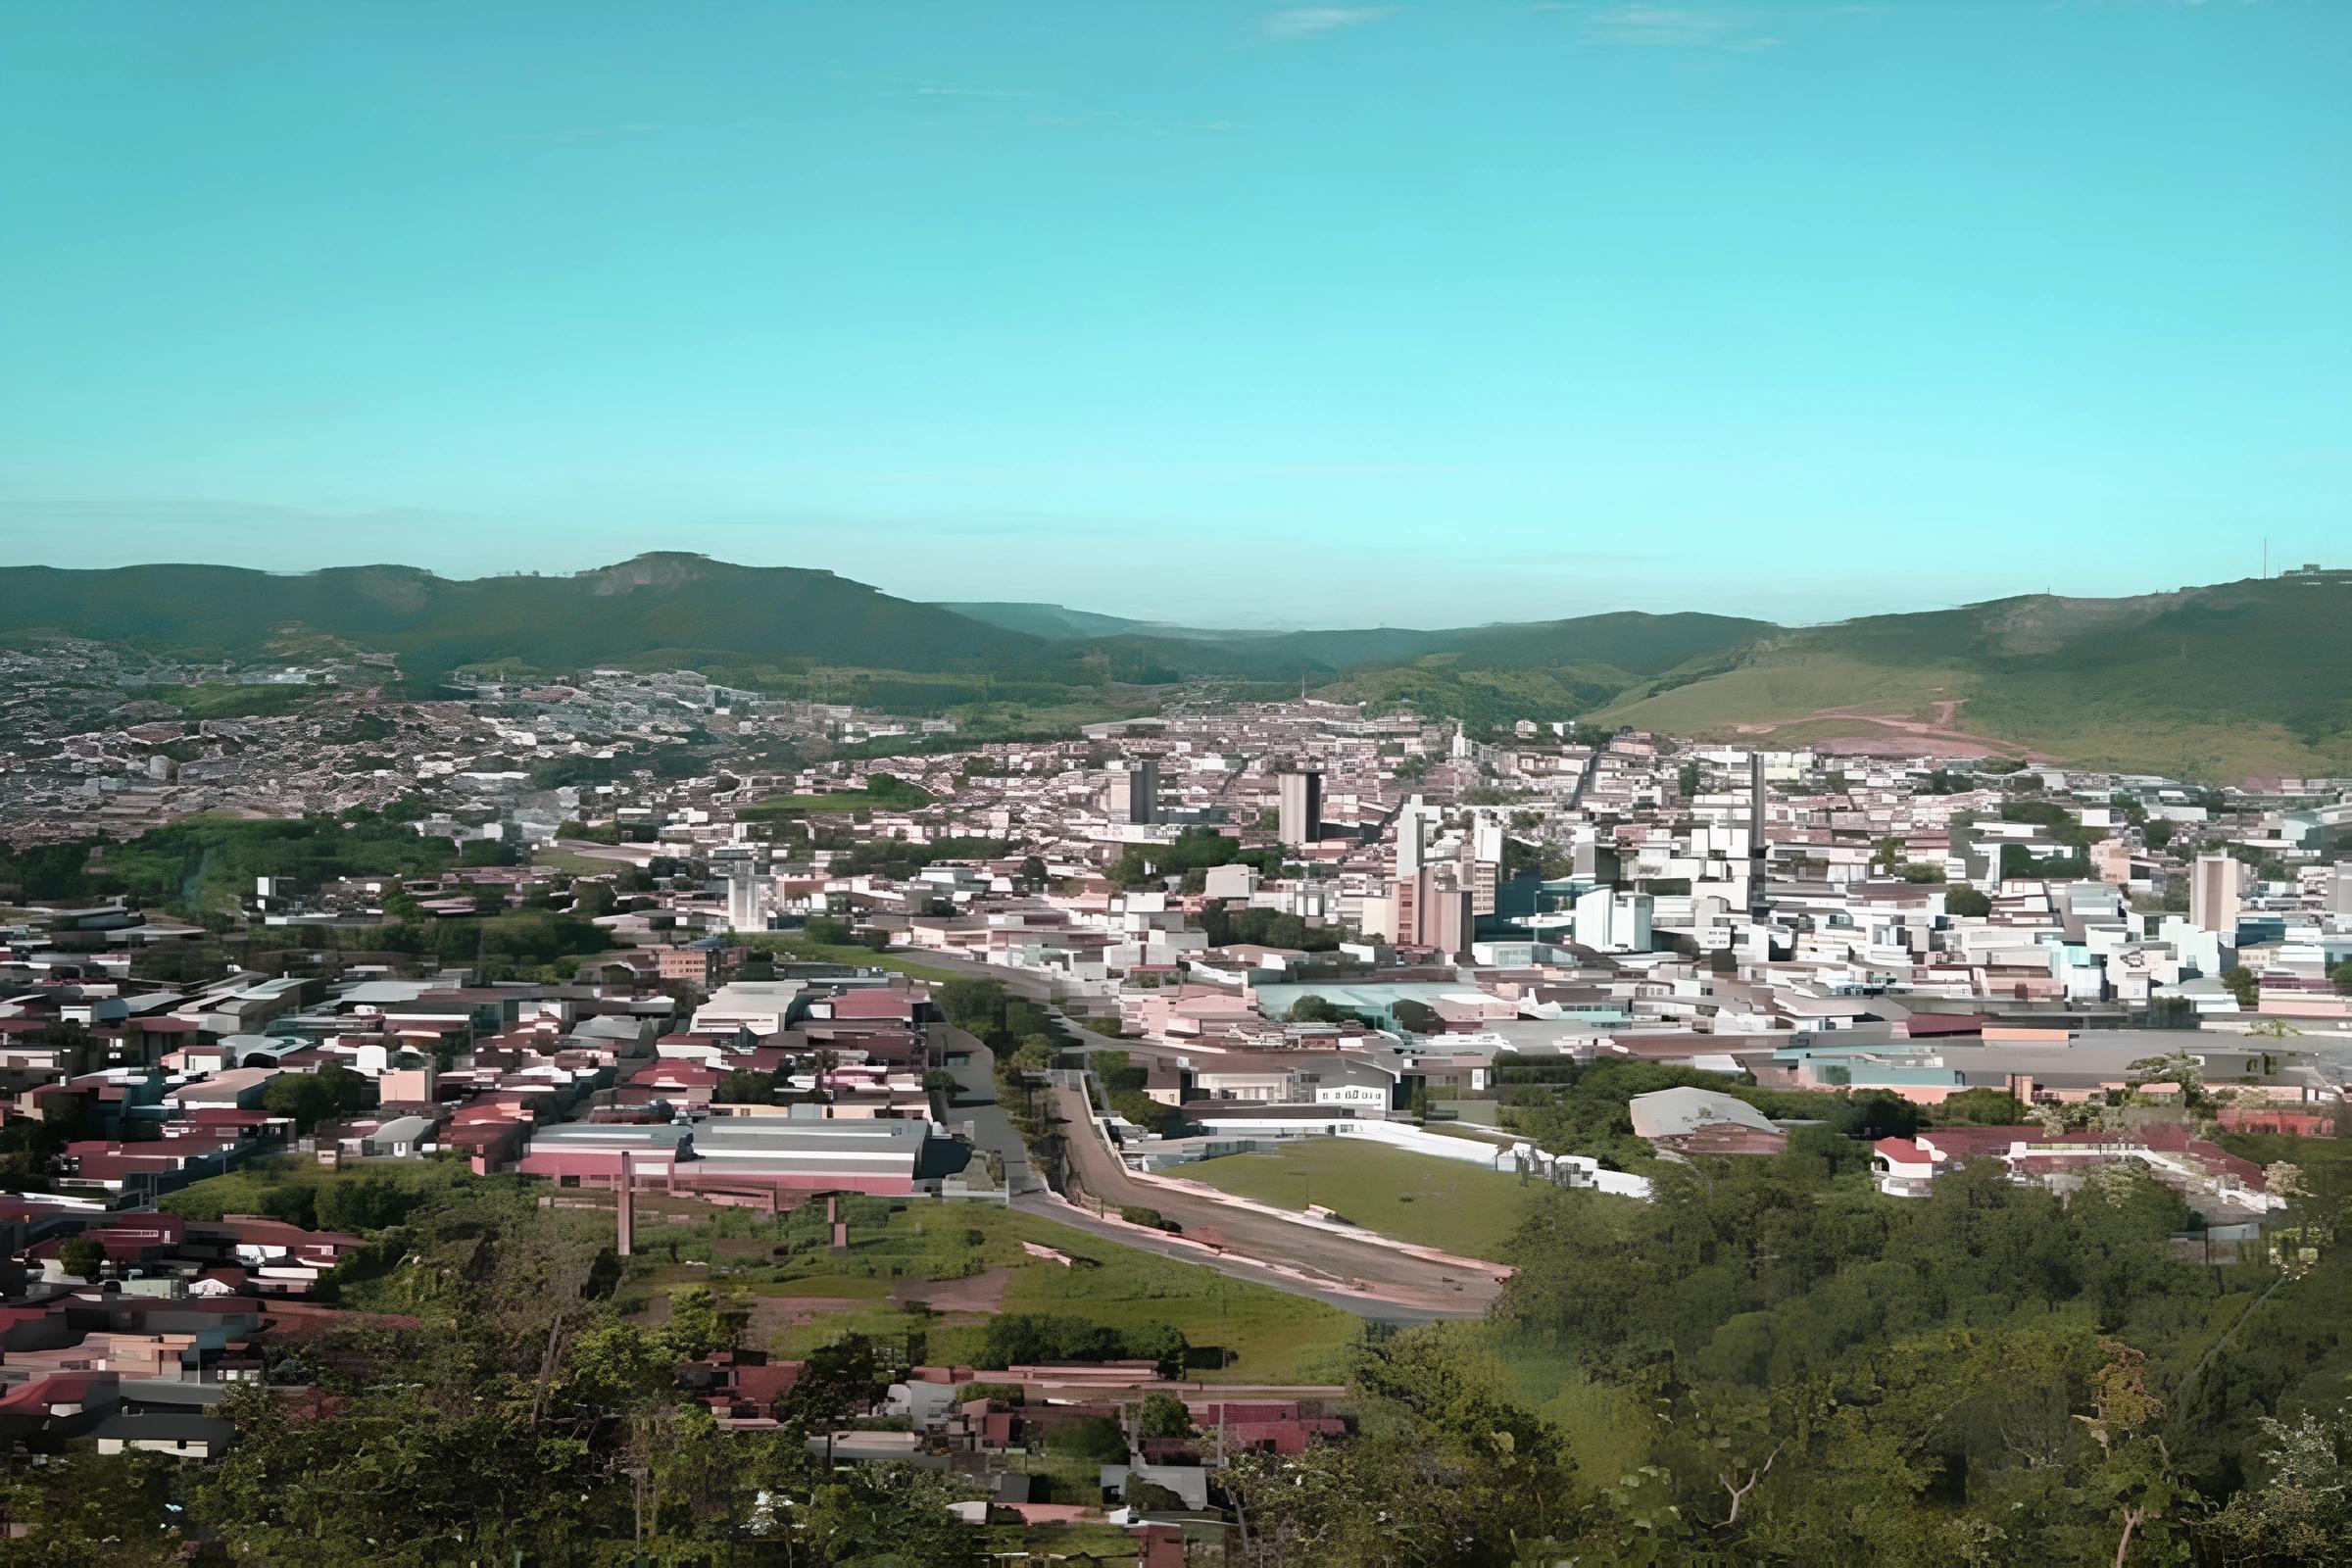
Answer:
[1573,887,1654,953]
[725,872,770,931]
[2190,853,2243,936]
[1396,796,1430,876]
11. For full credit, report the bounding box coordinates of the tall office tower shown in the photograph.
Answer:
[1277,769,1324,848]
[1747,754,1770,915]
[1105,758,1160,825]
[1425,883,1477,962]
[712,841,772,930]
[1573,887,1655,954]
[1396,796,1429,876]
[2190,853,2245,936]
[1464,818,1504,916]
[724,870,769,931]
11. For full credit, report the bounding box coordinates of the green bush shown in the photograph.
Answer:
[1042,1415,1130,1463]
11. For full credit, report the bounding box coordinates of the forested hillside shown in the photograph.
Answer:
[9,555,2344,777]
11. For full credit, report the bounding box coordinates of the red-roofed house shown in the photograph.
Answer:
[1872,1123,2280,1209]
[0,1371,121,1446]
[821,989,924,1023]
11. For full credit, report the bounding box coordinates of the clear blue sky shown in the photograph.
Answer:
[2,2,2346,626]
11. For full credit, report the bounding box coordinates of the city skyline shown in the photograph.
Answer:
[4,1,2348,624]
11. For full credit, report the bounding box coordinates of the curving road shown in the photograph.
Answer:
[1037,1082,1503,1322]
[943,1034,1498,1322]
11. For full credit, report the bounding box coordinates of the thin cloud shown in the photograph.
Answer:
[1257,8,1396,40]
[1538,3,1791,52]
[902,83,1036,100]
[1577,6,1741,46]
[1537,0,1939,49]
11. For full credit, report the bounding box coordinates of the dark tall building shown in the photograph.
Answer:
[1748,754,1770,916]
[1277,769,1323,847]
[1105,758,1160,825]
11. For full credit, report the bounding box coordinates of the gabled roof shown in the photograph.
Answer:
[1627,1086,1779,1141]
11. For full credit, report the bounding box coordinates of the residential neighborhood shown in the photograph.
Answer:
[4,659,2350,1560]
[7,0,2350,1555]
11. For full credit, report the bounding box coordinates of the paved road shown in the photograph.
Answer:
[1008,1186,1478,1325]
[1567,730,1610,809]
[941,1033,1490,1322]
[937,1029,1044,1197]
[872,947,1124,1041]
[911,954,1120,1059]
[1042,1082,1502,1321]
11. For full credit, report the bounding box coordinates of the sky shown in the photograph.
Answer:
[1,1,2347,628]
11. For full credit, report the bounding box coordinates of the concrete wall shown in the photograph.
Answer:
[1183,1112,1652,1200]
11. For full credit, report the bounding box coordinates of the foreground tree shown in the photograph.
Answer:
[1221,1328,1580,1566]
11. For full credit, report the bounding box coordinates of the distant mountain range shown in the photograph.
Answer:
[4,553,2347,779]
[1587,576,2352,782]
[937,602,1227,641]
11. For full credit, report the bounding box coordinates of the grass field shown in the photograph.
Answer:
[623,1198,1361,1385]
[1593,651,1976,736]
[124,682,331,719]
[742,782,934,818]
[737,931,969,984]
[157,1152,475,1223]
[533,843,636,874]
[1176,1139,1537,1262]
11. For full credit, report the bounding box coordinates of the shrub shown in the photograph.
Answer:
[1043,1415,1130,1463]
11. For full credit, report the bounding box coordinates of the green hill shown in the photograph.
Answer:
[936,601,1246,641]
[938,601,1170,640]
[1593,577,2352,779]
[7,554,2342,778]
[0,554,1078,688]
[0,556,1773,710]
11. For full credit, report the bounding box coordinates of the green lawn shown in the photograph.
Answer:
[158,1153,477,1223]
[1177,1139,1537,1262]
[741,782,934,818]
[624,1199,1360,1386]
[534,843,635,874]
[977,1220,1358,1385]
[737,931,968,984]
[123,682,331,719]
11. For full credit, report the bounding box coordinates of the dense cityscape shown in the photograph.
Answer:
[8,0,2349,1562]
[1,608,2349,1562]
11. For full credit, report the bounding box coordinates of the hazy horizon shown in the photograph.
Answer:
[0,544,2313,639]
[5,1,2347,624]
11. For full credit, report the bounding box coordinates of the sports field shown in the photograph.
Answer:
[1178,1138,1536,1261]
